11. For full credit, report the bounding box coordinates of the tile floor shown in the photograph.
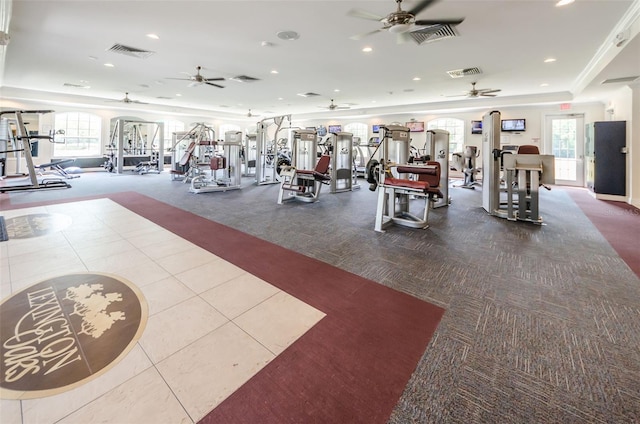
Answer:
[0,199,326,424]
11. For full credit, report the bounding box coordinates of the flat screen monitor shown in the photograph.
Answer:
[317,126,327,136]
[406,121,424,132]
[372,124,382,133]
[471,120,483,134]
[501,119,526,132]
[328,124,342,133]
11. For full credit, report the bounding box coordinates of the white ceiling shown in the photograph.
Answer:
[1,0,639,121]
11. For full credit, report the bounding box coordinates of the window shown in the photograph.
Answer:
[343,123,368,144]
[54,112,101,157]
[427,118,464,154]
[163,119,185,146]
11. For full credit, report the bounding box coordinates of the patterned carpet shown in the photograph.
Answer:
[2,172,639,423]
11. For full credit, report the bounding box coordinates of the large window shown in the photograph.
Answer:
[54,112,101,157]
[344,123,368,144]
[163,119,185,146]
[219,124,242,141]
[427,118,464,154]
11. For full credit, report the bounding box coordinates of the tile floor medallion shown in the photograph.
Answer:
[0,199,326,423]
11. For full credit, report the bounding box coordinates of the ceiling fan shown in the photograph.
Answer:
[319,99,351,111]
[166,66,225,88]
[348,0,464,43]
[106,92,147,104]
[448,82,501,98]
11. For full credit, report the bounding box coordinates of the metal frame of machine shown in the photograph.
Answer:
[189,130,243,194]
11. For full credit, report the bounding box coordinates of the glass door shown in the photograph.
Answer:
[545,114,584,186]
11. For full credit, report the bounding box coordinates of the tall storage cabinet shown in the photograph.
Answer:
[585,121,626,196]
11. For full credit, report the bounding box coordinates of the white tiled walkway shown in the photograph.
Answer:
[0,199,325,424]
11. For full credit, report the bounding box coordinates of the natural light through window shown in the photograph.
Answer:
[427,118,464,155]
[54,112,101,157]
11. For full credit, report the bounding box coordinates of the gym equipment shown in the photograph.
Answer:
[109,118,165,174]
[277,155,331,204]
[372,125,444,232]
[256,114,292,185]
[291,129,317,171]
[189,131,243,194]
[37,158,81,179]
[0,110,71,193]
[424,129,450,208]
[452,145,480,189]
[242,133,257,176]
[169,123,215,181]
[482,110,555,224]
[327,131,355,193]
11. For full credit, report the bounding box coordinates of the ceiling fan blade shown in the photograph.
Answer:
[407,0,440,16]
[347,8,384,21]
[349,28,383,41]
[478,89,501,94]
[166,77,192,81]
[204,77,225,82]
[480,93,498,97]
[205,81,224,88]
[414,18,465,26]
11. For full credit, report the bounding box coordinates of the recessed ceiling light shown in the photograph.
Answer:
[276,30,300,41]
[334,89,340,92]
[362,47,372,53]
[278,97,284,101]
[270,70,279,74]
[176,93,182,97]
[540,83,549,87]
[88,55,98,61]
[556,0,574,6]
[544,58,557,63]
[412,77,421,81]
[146,33,159,40]
[104,63,114,67]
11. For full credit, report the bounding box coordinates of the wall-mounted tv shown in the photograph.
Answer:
[406,121,425,132]
[501,119,526,132]
[328,124,342,133]
[471,120,483,134]
[317,126,327,136]
[372,124,382,133]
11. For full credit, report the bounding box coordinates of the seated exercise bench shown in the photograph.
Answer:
[38,158,80,179]
[170,141,197,181]
[277,155,331,204]
[374,161,443,232]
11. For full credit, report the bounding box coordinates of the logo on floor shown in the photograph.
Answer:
[0,273,148,400]
[4,213,72,239]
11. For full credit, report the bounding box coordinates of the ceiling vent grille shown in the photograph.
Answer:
[410,24,459,45]
[446,67,483,79]
[297,92,321,97]
[107,43,155,59]
[63,82,90,88]
[601,76,639,84]
[230,75,261,83]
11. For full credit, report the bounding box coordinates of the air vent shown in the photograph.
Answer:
[156,96,173,100]
[601,76,639,84]
[410,24,459,45]
[230,75,261,83]
[446,67,483,79]
[297,92,321,97]
[107,43,155,59]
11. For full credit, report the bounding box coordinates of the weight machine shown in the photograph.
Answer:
[107,118,164,174]
[255,114,292,185]
[326,131,355,193]
[189,130,243,194]
[424,129,450,208]
[481,110,555,224]
[0,110,71,193]
[242,133,257,176]
[371,125,444,232]
[169,123,215,182]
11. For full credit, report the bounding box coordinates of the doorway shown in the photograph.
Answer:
[545,114,584,186]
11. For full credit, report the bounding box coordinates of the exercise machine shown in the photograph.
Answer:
[482,110,554,224]
[242,133,257,176]
[189,131,243,194]
[0,110,71,193]
[327,131,355,193]
[424,129,450,208]
[452,145,480,189]
[277,154,331,204]
[108,118,165,174]
[371,125,444,232]
[169,123,215,182]
[256,114,292,185]
[37,158,81,179]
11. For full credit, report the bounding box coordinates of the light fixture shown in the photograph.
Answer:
[362,47,372,53]
[555,0,575,6]
[540,83,549,87]
[413,77,421,81]
[544,58,557,63]
[104,63,114,67]
[276,31,300,41]
[146,33,159,40]
[334,89,340,92]
[270,70,279,74]
[389,23,410,33]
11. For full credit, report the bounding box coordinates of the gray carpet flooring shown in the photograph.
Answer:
[3,171,640,423]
